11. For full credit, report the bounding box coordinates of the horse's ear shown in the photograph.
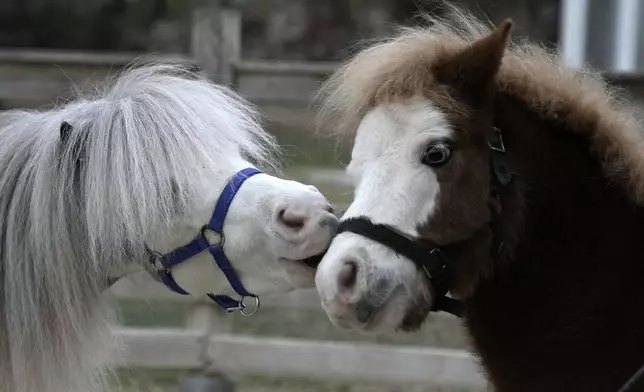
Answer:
[59,121,86,169]
[435,19,513,98]
[60,121,73,143]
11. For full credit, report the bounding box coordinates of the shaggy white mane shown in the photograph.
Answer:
[0,63,278,392]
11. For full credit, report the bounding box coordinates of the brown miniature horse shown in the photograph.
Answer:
[313,6,644,392]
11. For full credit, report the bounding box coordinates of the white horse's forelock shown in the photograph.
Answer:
[0,63,279,392]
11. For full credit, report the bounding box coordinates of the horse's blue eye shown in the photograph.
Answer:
[422,142,452,167]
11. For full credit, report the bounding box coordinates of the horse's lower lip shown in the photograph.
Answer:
[362,285,405,331]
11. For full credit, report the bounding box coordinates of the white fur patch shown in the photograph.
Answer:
[344,97,451,231]
[166,171,334,296]
[316,96,451,331]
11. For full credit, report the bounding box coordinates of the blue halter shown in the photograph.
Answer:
[148,167,263,315]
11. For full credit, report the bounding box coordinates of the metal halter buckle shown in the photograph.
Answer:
[488,126,507,153]
[148,250,168,273]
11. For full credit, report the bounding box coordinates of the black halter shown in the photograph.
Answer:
[337,127,512,318]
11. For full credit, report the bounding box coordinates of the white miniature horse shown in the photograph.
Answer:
[0,63,338,392]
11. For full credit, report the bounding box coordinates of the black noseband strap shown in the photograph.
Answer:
[337,217,466,317]
[337,218,445,272]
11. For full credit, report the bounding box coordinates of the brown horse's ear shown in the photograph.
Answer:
[434,19,513,99]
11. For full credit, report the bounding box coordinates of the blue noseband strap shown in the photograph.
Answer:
[150,167,263,314]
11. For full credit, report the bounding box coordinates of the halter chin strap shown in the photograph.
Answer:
[337,217,467,317]
[147,167,263,315]
[337,126,513,318]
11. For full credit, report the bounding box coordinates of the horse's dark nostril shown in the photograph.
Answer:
[277,208,306,230]
[338,260,358,290]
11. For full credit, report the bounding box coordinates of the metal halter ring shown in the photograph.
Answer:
[488,126,507,153]
[201,225,225,247]
[239,295,261,316]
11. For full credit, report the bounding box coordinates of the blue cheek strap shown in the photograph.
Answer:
[147,168,263,315]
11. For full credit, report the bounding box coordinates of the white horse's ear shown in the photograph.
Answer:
[59,121,86,168]
[60,121,73,143]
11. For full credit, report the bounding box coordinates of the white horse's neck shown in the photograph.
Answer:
[108,262,232,299]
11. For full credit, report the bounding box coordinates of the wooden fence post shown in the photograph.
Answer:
[190,0,223,83]
[218,7,242,86]
[189,1,242,87]
[178,301,235,392]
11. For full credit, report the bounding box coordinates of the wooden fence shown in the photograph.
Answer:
[108,273,489,390]
[0,4,338,110]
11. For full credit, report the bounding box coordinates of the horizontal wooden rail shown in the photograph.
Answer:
[111,328,488,389]
[232,60,339,76]
[0,48,192,66]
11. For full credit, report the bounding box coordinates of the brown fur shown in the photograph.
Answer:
[318,3,644,391]
[316,4,644,205]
